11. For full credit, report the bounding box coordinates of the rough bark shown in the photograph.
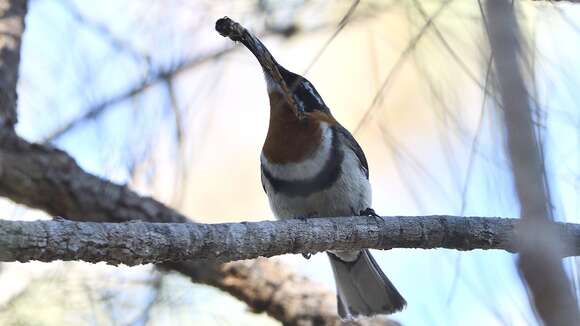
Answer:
[484,1,580,324]
[1,216,580,265]
[0,129,188,223]
[0,131,385,326]
[0,0,27,129]
[168,260,402,326]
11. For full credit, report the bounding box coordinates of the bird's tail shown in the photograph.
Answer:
[327,249,406,318]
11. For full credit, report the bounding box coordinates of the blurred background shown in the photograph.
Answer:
[1,0,579,325]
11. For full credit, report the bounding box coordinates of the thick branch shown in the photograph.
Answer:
[0,129,189,223]
[0,131,353,326]
[0,0,27,128]
[1,216,579,265]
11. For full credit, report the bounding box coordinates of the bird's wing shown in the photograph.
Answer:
[334,124,369,179]
[260,164,268,194]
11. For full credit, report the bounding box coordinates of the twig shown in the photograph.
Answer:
[353,0,453,134]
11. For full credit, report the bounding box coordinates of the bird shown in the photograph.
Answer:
[215,17,406,318]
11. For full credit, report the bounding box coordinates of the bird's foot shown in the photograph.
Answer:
[359,208,385,223]
[296,212,319,222]
[359,207,379,217]
[297,212,318,259]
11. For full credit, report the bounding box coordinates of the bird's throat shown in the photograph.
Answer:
[262,93,322,164]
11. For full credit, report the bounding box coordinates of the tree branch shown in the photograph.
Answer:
[1,216,580,265]
[0,0,27,129]
[0,129,189,223]
[0,130,359,325]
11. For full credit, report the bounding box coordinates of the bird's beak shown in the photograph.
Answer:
[216,17,277,77]
[216,17,305,119]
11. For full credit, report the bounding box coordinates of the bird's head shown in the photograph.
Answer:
[216,17,336,164]
[216,17,333,121]
[266,66,332,118]
[261,66,337,164]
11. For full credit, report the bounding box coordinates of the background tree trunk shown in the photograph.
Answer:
[484,0,580,324]
[0,0,26,129]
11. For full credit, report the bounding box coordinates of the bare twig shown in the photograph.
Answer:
[353,0,453,134]
[302,0,360,74]
[58,0,150,64]
[42,47,235,143]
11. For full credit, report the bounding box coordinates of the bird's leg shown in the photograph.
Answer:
[359,207,385,223]
[297,211,319,221]
[359,207,379,217]
[297,212,319,259]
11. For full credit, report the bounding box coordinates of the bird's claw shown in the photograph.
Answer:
[359,208,385,222]
[297,212,319,222]
[359,207,379,217]
[302,253,312,260]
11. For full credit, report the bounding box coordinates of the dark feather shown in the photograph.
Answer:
[328,250,406,317]
[260,171,267,194]
[279,67,331,114]
[334,124,369,179]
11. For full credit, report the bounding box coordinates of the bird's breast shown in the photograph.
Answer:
[261,122,342,199]
[261,123,372,219]
[262,122,334,182]
[260,104,372,219]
